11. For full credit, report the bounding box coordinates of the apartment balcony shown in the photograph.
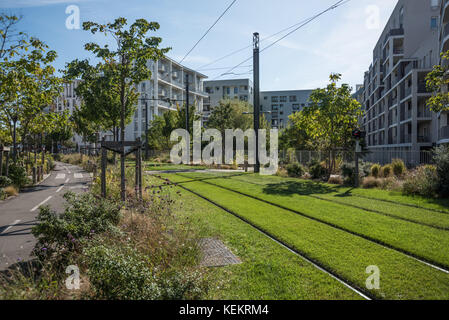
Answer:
[402,87,412,99]
[388,137,397,145]
[418,108,432,119]
[383,28,404,46]
[443,0,449,25]
[400,109,412,122]
[440,126,449,140]
[393,47,404,55]
[158,88,167,97]
[158,64,167,73]
[418,82,431,94]
[401,134,411,144]
[418,135,431,143]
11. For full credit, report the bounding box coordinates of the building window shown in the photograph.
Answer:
[271,96,279,103]
[141,82,146,92]
[292,104,300,110]
[226,87,230,95]
[234,87,238,94]
[431,16,438,29]
[289,96,297,102]
[280,96,287,102]
[272,104,279,111]
[264,96,268,100]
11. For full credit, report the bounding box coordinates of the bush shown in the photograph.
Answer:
[402,165,438,198]
[3,186,18,197]
[286,163,305,178]
[381,164,392,178]
[309,161,328,180]
[391,159,406,177]
[362,176,382,189]
[328,176,343,185]
[7,163,30,188]
[84,242,206,300]
[275,168,288,177]
[32,192,121,267]
[340,163,355,179]
[434,145,449,197]
[370,164,381,178]
[0,176,12,188]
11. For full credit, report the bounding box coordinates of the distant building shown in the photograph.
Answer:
[203,79,254,123]
[260,90,314,129]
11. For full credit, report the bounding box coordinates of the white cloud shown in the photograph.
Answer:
[0,0,88,8]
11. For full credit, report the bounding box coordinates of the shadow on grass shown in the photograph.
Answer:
[262,180,336,197]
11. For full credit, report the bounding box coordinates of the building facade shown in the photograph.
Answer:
[260,90,313,129]
[55,56,208,147]
[125,56,208,142]
[438,0,449,144]
[359,0,442,165]
[203,79,254,123]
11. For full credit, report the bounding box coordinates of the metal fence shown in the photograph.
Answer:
[279,149,433,168]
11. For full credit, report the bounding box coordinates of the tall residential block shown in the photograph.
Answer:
[438,0,449,144]
[360,0,442,164]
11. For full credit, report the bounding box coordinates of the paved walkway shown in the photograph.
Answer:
[0,162,91,270]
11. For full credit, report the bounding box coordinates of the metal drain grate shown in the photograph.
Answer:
[199,238,241,267]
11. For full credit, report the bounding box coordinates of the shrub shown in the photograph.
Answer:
[370,164,381,178]
[32,192,121,267]
[391,159,406,177]
[286,163,305,178]
[362,176,382,189]
[3,186,18,197]
[0,176,12,188]
[7,163,30,188]
[275,168,288,177]
[381,164,392,178]
[328,176,343,185]
[434,145,449,197]
[309,161,328,180]
[340,163,355,179]
[402,165,438,198]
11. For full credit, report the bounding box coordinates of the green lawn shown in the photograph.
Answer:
[143,162,207,172]
[151,180,362,300]
[148,171,449,300]
[172,172,449,269]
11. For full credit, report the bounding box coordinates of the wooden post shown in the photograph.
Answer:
[0,145,3,176]
[32,166,37,184]
[5,150,9,177]
[138,143,142,200]
[101,138,107,198]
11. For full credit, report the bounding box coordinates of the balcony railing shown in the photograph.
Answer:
[393,48,404,55]
[384,28,404,45]
[418,83,430,94]
[418,109,432,118]
[400,109,412,121]
[444,22,449,40]
[440,126,449,140]
[418,135,431,143]
[401,134,411,144]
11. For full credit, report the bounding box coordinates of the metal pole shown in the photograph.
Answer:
[12,118,17,162]
[253,32,260,173]
[145,101,149,160]
[0,145,3,176]
[101,138,107,198]
[186,73,190,134]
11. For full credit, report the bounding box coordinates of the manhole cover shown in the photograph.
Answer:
[199,238,241,267]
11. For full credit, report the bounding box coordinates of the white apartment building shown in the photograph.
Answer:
[359,0,442,165]
[53,79,84,147]
[260,90,314,129]
[124,56,208,142]
[54,56,208,147]
[203,79,254,123]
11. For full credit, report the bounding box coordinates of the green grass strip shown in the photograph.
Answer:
[160,183,363,300]
[161,175,449,300]
[170,172,449,270]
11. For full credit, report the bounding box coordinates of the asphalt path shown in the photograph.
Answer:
[0,162,91,270]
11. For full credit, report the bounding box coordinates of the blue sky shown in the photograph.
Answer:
[1,0,398,91]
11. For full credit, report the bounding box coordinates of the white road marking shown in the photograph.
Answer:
[1,220,21,234]
[74,173,83,179]
[56,186,64,193]
[65,178,70,183]
[56,173,66,180]
[63,166,71,174]
[30,196,52,212]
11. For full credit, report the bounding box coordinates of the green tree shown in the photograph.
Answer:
[72,17,169,201]
[289,74,363,174]
[426,50,449,113]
